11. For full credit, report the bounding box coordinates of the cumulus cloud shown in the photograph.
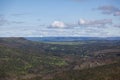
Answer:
[48,18,113,29]
[49,21,67,28]
[49,20,79,29]
[79,19,86,25]
[78,18,112,27]
[97,5,120,16]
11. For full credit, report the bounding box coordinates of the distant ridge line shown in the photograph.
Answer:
[25,37,120,42]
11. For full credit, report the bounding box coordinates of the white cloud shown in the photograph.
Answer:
[0,26,120,37]
[79,19,86,25]
[50,21,66,28]
[78,18,112,27]
[48,18,113,29]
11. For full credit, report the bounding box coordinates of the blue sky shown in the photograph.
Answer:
[0,0,120,37]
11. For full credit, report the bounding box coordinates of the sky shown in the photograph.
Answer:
[0,0,120,37]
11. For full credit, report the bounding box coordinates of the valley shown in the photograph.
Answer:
[0,37,120,80]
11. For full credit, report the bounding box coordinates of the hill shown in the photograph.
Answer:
[51,61,120,80]
[0,37,120,80]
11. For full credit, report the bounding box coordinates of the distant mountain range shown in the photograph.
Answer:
[25,37,120,42]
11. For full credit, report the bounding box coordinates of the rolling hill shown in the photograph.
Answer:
[0,37,120,80]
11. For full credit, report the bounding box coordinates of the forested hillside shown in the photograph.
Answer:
[0,37,120,80]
